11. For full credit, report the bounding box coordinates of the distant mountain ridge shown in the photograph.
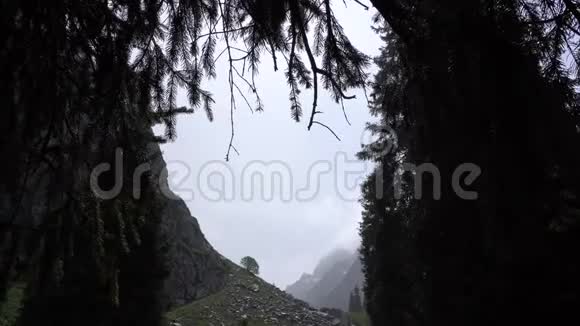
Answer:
[285,249,364,311]
[285,273,320,301]
[323,256,364,311]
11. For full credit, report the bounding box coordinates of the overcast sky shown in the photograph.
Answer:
[156,1,381,288]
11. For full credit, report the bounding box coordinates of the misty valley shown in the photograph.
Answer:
[3,0,580,326]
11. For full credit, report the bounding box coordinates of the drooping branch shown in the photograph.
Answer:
[289,0,356,136]
[219,1,238,162]
[352,0,369,11]
[312,121,342,140]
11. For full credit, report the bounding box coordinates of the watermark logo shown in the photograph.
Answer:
[89,129,481,202]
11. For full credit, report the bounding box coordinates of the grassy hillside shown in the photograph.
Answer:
[0,283,25,326]
[1,265,344,326]
[166,262,336,326]
[348,311,371,326]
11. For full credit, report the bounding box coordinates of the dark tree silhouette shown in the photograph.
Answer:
[1,3,368,325]
[348,285,363,313]
[359,2,580,325]
[3,1,580,326]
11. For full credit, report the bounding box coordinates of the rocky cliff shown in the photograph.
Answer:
[322,256,364,311]
[285,249,364,311]
[0,130,228,309]
[148,137,228,308]
[285,273,320,302]
[285,249,352,303]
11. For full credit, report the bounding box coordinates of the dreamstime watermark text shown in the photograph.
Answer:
[89,128,481,202]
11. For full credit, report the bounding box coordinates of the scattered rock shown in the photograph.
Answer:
[167,261,337,326]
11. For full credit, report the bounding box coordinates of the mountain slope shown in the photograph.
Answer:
[285,249,351,303]
[285,249,364,311]
[284,273,319,302]
[323,257,364,311]
[167,261,339,326]
[0,131,228,315]
[305,257,353,308]
[149,132,228,308]
[312,249,352,277]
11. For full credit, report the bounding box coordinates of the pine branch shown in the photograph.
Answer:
[563,0,580,26]
[352,0,370,10]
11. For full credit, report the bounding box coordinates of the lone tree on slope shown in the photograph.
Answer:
[240,256,260,275]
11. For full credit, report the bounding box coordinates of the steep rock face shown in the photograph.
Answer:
[306,257,353,308]
[322,257,364,311]
[312,249,352,277]
[148,138,227,308]
[158,195,227,307]
[285,250,351,306]
[285,273,319,301]
[0,126,227,310]
[285,249,364,311]
[285,249,352,302]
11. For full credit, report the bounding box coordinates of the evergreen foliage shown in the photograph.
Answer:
[359,1,580,325]
[1,1,367,325]
[348,285,363,313]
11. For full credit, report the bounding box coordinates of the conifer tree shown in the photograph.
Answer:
[359,2,580,325]
[348,285,363,313]
[1,3,367,325]
[3,1,580,325]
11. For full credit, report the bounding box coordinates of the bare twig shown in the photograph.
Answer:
[231,145,240,156]
[233,81,254,113]
[219,2,237,162]
[352,0,369,10]
[340,98,352,126]
[193,24,255,42]
[312,121,342,141]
